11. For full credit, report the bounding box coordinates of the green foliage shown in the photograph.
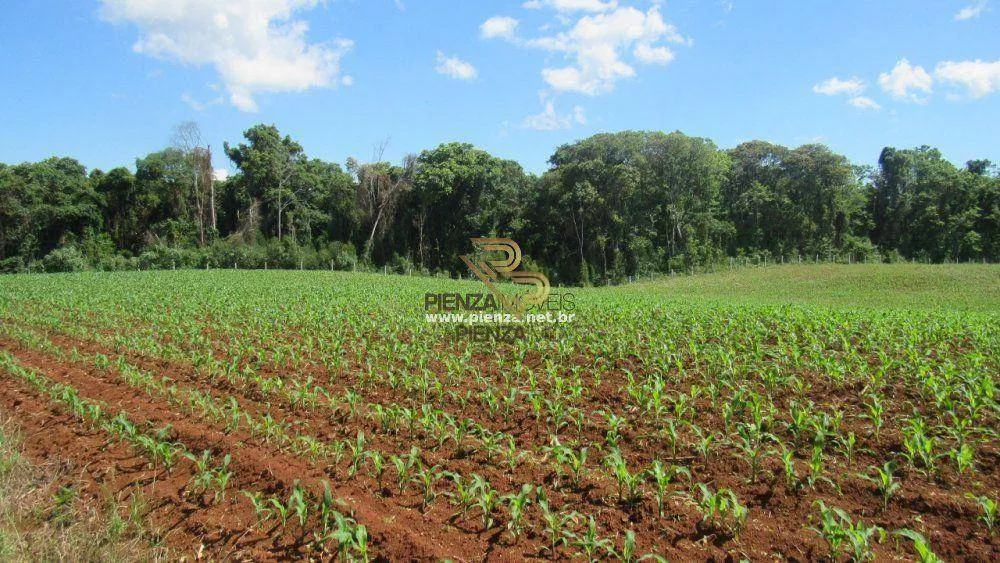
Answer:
[39,246,90,273]
[893,529,943,563]
[4,126,996,278]
[810,501,885,561]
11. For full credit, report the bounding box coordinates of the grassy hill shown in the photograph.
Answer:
[624,263,1000,313]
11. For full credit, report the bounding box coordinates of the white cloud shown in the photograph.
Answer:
[341,75,355,87]
[955,0,988,20]
[521,94,587,130]
[878,59,933,103]
[213,168,229,182]
[935,59,1000,98]
[100,0,353,112]
[181,92,205,111]
[634,43,675,65]
[181,92,223,111]
[527,6,688,95]
[848,96,881,110]
[812,76,865,96]
[435,51,478,81]
[523,0,618,12]
[480,16,519,40]
[812,74,883,109]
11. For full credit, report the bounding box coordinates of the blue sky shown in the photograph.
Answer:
[1,0,997,175]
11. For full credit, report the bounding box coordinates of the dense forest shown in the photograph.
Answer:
[1,123,997,284]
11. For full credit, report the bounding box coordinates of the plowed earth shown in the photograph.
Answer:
[1,321,997,562]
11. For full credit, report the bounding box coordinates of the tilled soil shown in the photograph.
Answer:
[0,329,997,562]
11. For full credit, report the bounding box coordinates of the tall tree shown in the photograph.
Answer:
[348,140,415,262]
[224,125,308,242]
[171,121,215,245]
[408,142,527,271]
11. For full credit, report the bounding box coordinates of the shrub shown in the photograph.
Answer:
[39,247,90,273]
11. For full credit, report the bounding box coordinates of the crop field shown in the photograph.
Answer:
[0,264,997,561]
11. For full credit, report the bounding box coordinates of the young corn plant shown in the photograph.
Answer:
[471,474,500,530]
[734,421,776,483]
[365,451,386,490]
[328,511,370,562]
[646,460,690,517]
[244,491,273,525]
[500,436,525,472]
[778,445,799,491]
[948,443,975,475]
[602,410,627,448]
[966,494,997,535]
[412,463,442,512]
[803,445,838,491]
[288,481,310,532]
[538,493,579,555]
[893,529,943,563]
[444,472,477,523]
[687,484,748,538]
[605,448,644,505]
[348,431,367,477]
[602,529,668,563]
[901,417,942,475]
[570,515,613,561]
[543,438,588,490]
[862,394,886,440]
[502,484,533,539]
[810,501,885,562]
[857,462,900,511]
[391,446,420,494]
[690,425,716,464]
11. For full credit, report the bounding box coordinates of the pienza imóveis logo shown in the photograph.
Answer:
[424,238,575,341]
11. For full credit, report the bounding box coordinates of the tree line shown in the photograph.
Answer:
[1,123,997,283]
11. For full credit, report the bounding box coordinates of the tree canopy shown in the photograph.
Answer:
[1,124,997,279]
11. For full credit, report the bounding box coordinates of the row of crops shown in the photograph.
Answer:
[0,269,996,560]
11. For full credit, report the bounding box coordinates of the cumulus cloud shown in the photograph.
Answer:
[480,16,519,39]
[955,0,988,20]
[100,0,352,112]
[435,51,478,81]
[481,4,687,96]
[878,59,933,103]
[812,77,865,96]
[935,59,1000,98]
[523,0,618,12]
[527,6,687,95]
[812,75,881,109]
[634,43,675,65]
[521,93,587,130]
[848,96,882,110]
